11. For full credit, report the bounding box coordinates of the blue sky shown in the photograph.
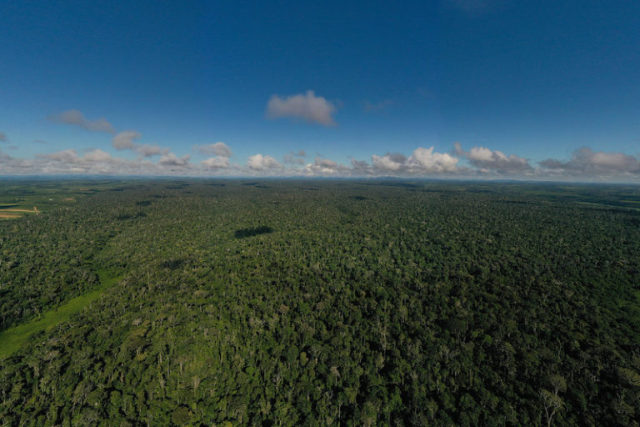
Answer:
[1,0,639,180]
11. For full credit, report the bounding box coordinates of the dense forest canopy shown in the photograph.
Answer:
[0,179,639,425]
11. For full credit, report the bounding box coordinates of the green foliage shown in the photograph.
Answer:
[0,273,120,358]
[0,179,639,425]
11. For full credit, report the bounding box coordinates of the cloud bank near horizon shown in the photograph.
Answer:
[4,109,639,182]
[2,142,640,182]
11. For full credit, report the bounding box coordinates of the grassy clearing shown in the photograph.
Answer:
[0,273,121,359]
[0,207,40,219]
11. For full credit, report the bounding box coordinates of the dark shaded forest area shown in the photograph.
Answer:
[0,179,639,426]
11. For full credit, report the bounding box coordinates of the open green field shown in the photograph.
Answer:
[0,273,120,359]
[0,178,155,218]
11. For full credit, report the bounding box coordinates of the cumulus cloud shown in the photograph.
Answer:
[43,149,117,166]
[266,90,337,126]
[197,143,232,170]
[37,149,124,174]
[407,147,459,173]
[0,132,7,142]
[1,147,204,176]
[4,139,640,181]
[112,131,167,158]
[45,149,80,164]
[17,148,184,175]
[112,131,141,150]
[159,153,190,168]
[371,153,407,171]
[248,154,281,171]
[202,156,230,169]
[540,147,640,177]
[303,158,351,176]
[351,159,372,175]
[366,148,459,175]
[0,149,33,173]
[350,147,460,176]
[455,143,533,174]
[135,144,169,158]
[49,110,167,159]
[83,149,112,163]
[49,109,115,133]
[196,142,232,158]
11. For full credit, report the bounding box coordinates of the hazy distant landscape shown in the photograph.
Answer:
[1,180,638,425]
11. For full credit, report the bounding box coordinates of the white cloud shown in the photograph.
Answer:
[196,142,232,157]
[39,149,122,174]
[303,147,459,177]
[83,149,112,163]
[407,147,459,173]
[303,158,351,176]
[591,151,638,169]
[540,147,640,177]
[455,143,533,174]
[248,154,281,171]
[202,156,230,169]
[351,159,372,175]
[44,149,115,165]
[0,149,32,173]
[266,90,337,126]
[49,109,115,133]
[112,131,141,150]
[26,148,186,175]
[358,147,460,176]
[466,146,494,162]
[197,143,233,170]
[159,153,190,168]
[371,153,407,171]
[2,147,196,175]
[3,139,640,181]
[112,131,167,158]
[0,132,7,142]
[45,149,80,163]
[49,111,167,159]
[135,144,169,158]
